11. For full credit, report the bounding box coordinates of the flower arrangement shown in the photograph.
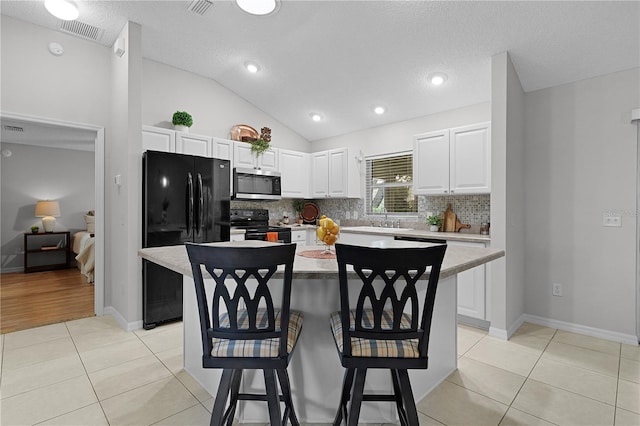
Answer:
[292,199,305,219]
[251,127,272,157]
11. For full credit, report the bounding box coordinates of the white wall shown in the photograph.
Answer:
[524,67,639,338]
[0,16,111,126]
[142,60,310,152]
[0,143,95,271]
[311,102,491,156]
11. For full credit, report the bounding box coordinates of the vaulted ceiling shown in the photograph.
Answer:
[2,1,639,142]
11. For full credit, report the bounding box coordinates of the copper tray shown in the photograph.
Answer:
[230,124,259,142]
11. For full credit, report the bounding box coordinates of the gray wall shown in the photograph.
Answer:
[1,143,95,271]
[524,67,639,337]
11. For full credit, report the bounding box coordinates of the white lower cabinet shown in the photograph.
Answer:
[338,232,394,246]
[230,232,245,242]
[291,230,306,244]
[448,241,486,320]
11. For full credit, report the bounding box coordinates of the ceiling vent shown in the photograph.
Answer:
[3,125,24,132]
[59,20,104,41]
[188,0,214,16]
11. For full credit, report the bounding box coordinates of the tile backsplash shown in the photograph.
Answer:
[231,194,490,229]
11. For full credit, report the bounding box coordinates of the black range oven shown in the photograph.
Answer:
[230,209,291,243]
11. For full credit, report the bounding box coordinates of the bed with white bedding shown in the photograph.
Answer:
[73,230,95,283]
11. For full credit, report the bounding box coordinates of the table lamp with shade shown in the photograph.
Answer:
[35,200,60,233]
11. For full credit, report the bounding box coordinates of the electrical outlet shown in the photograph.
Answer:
[552,283,563,297]
[603,213,621,227]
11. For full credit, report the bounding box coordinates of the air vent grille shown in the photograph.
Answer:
[188,0,214,16]
[59,20,104,41]
[3,125,24,132]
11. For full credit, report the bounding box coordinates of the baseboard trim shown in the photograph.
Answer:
[457,314,490,330]
[488,326,508,340]
[103,306,143,332]
[522,314,638,345]
[1,266,24,274]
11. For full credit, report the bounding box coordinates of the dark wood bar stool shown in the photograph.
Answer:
[330,242,447,426]
[185,243,302,426]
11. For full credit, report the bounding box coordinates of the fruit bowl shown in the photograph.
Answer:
[316,215,340,254]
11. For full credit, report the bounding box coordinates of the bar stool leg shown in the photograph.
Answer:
[397,369,419,426]
[276,368,300,426]
[211,369,233,426]
[264,369,282,425]
[347,369,367,426]
[223,369,243,426]
[390,369,409,426]
[333,368,355,426]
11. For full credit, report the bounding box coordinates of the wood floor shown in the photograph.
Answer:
[1,268,94,334]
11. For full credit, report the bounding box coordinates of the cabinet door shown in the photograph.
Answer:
[279,149,310,198]
[338,232,394,246]
[413,130,450,195]
[257,148,279,172]
[233,141,256,169]
[291,230,306,243]
[310,152,329,197]
[142,126,175,153]
[327,148,349,197]
[450,122,491,194]
[212,138,233,161]
[449,241,486,319]
[176,132,211,157]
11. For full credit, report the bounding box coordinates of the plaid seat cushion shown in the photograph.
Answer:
[211,309,303,358]
[330,310,420,358]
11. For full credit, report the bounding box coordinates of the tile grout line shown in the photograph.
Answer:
[495,328,560,426]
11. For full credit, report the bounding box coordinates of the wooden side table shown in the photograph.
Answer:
[23,231,71,273]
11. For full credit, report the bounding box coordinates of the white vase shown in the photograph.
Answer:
[174,125,189,133]
[429,225,439,232]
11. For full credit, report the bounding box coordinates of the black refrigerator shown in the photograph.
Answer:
[142,150,230,329]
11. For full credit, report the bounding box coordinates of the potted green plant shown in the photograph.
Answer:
[427,215,442,232]
[292,199,305,224]
[172,111,193,132]
[251,127,272,157]
[30,225,39,234]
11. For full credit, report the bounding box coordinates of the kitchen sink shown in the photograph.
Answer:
[341,226,413,233]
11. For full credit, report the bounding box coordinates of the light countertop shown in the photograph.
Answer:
[138,240,504,280]
[339,226,491,243]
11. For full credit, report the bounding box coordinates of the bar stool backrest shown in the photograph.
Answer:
[185,243,297,360]
[334,243,447,359]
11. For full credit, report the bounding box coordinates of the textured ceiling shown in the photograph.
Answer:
[1,1,639,142]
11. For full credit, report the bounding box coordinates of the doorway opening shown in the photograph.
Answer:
[0,112,105,332]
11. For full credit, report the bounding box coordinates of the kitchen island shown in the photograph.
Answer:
[139,241,504,423]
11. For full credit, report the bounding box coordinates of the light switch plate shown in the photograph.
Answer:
[603,213,621,227]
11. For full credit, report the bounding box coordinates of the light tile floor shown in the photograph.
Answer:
[1,316,638,425]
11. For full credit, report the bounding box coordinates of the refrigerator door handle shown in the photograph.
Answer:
[197,172,204,237]
[187,172,194,237]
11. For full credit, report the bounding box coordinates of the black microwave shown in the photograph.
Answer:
[233,168,282,200]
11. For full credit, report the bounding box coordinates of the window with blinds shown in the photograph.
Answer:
[366,152,417,215]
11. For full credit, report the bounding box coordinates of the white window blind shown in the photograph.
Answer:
[366,152,417,215]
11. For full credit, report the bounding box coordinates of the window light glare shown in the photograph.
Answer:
[245,62,260,73]
[44,0,79,20]
[428,73,448,86]
[236,0,277,16]
[374,106,385,115]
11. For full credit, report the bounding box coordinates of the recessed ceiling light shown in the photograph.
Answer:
[236,0,278,16]
[428,73,448,86]
[245,62,260,73]
[373,106,386,115]
[310,113,322,122]
[44,0,79,20]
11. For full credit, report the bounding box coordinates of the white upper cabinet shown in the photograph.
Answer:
[311,148,361,198]
[176,132,212,157]
[142,126,175,153]
[279,149,310,198]
[449,123,491,194]
[413,122,491,195]
[211,137,233,161]
[233,141,279,172]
